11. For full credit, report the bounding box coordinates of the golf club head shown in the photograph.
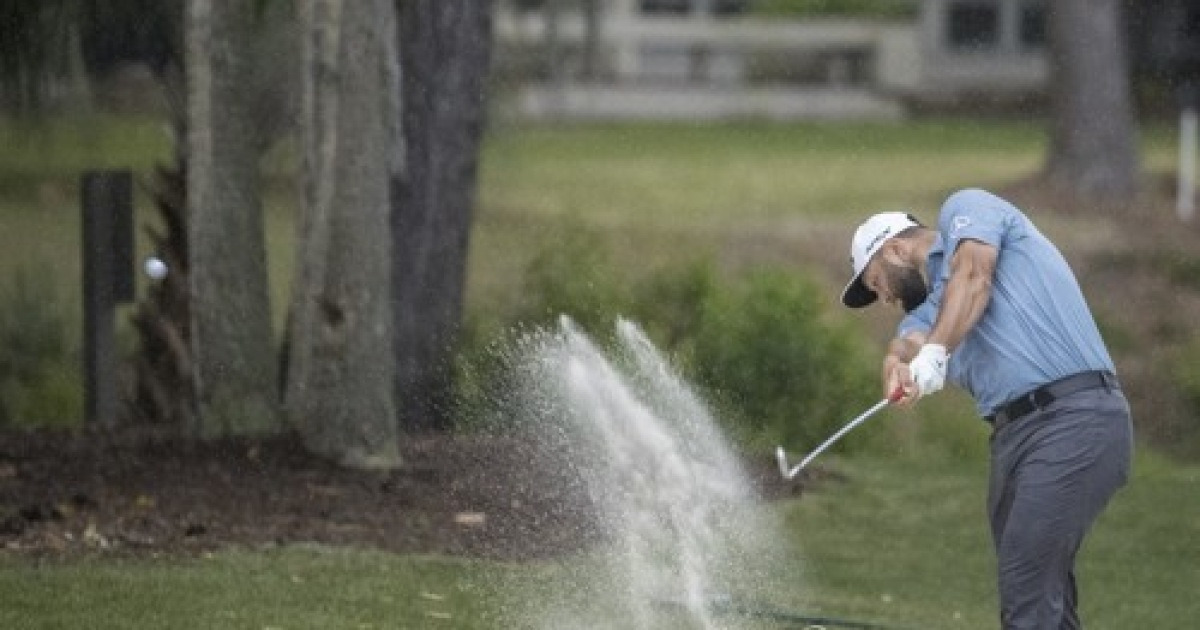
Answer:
[775,446,790,479]
[774,393,900,482]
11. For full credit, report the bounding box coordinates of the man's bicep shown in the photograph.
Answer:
[950,238,999,278]
[954,237,999,258]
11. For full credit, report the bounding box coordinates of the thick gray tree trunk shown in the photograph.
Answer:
[289,0,401,468]
[186,0,279,436]
[1044,0,1140,201]
[393,0,495,431]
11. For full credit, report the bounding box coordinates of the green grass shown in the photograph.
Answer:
[782,448,1200,628]
[0,114,1194,627]
[479,119,1048,225]
[0,548,519,629]
[1,448,1194,629]
[751,0,918,20]
[471,119,1056,316]
[0,114,169,183]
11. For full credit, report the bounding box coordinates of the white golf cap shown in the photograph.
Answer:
[841,212,921,308]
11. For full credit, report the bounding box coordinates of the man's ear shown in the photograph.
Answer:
[880,238,904,264]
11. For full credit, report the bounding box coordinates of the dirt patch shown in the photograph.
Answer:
[0,429,797,560]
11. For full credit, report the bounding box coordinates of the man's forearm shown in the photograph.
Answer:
[886,336,922,364]
[928,279,990,350]
[882,334,924,390]
[928,240,996,351]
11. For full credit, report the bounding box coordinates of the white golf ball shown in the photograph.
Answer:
[144,256,168,280]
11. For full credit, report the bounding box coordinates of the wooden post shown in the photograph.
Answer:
[82,170,133,427]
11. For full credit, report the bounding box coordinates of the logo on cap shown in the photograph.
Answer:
[864,227,893,257]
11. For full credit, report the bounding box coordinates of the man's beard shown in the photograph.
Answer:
[885,261,928,312]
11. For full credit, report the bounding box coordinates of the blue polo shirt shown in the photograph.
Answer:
[897,189,1115,417]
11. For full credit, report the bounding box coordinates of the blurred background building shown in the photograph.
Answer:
[494,0,1200,120]
[4,0,1199,121]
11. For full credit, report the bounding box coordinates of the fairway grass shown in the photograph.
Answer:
[786,449,1200,629]
[479,120,1047,225]
[0,548,518,630]
[1,449,1194,629]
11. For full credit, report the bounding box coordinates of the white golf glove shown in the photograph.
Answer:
[907,343,948,398]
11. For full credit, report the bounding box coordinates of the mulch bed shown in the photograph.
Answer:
[0,429,797,560]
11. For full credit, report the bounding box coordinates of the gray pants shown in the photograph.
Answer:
[988,386,1133,629]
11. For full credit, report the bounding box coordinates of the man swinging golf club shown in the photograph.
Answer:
[841,189,1132,629]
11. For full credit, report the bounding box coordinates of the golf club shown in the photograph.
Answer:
[776,387,904,480]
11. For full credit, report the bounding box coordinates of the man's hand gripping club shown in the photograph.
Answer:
[906,343,948,398]
[884,336,948,405]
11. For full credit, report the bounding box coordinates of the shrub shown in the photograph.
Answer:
[628,258,717,353]
[685,268,877,450]
[1172,338,1200,425]
[510,225,632,335]
[455,227,634,431]
[457,235,878,452]
[0,365,83,429]
[0,267,81,427]
[450,315,536,432]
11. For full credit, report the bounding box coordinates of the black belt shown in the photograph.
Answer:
[986,370,1119,432]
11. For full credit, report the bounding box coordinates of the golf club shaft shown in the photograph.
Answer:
[785,398,888,479]
[783,386,912,479]
[776,388,904,480]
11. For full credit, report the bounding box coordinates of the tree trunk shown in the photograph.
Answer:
[288,0,401,468]
[542,0,567,87]
[393,0,495,431]
[582,0,601,81]
[1044,0,1140,201]
[186,0,279,436]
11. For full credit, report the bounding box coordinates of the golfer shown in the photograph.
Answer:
[840,188,1133,629]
